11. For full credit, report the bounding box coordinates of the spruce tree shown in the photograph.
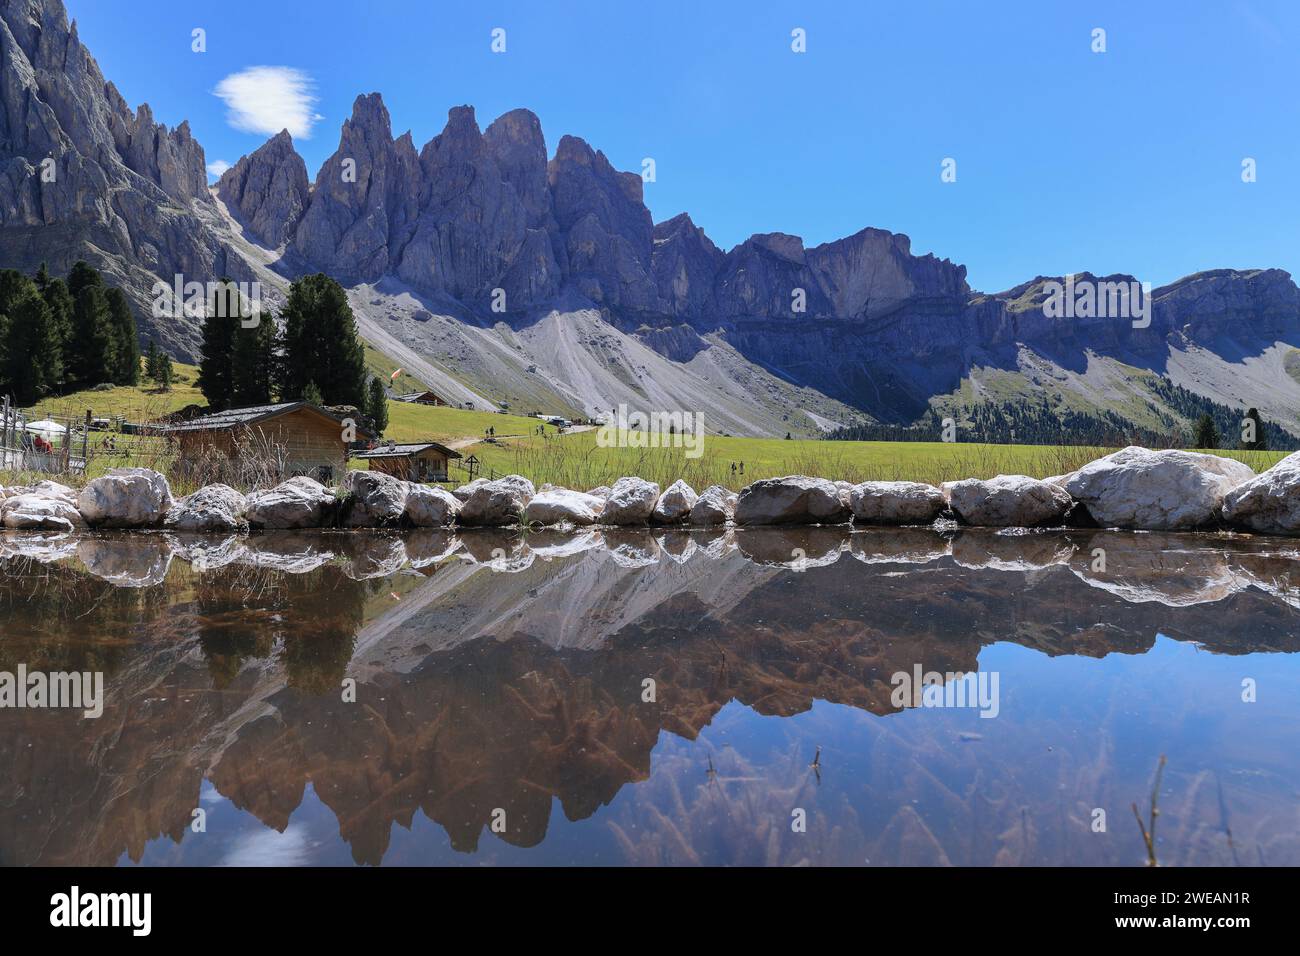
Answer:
[1193,413,1220,449]
[366,376,389,436]
[301,380,323,406]
[69,283,116,387]
[1241,407,1268,451]
[67,259,102,300]
[197,283,238,411]
[41,277,75,360]
[231,316,277,407]
[159,353,173,390]
[4,285,62,404]
[276,274,366,407]
[104,287,140,385]
[145,340,161,382]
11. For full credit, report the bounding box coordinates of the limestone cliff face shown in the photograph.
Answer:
[216,129,309,248]
[0,0,252,356]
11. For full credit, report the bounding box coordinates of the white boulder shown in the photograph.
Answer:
[651,479,698,524]
[733,475,849,525]
[690,485,737,525]
[849,481,946,525]
[524,488,605,526]
[33,479,76,501]
[404,484,461,527]
[457,475,535,526]
[1,493,85,532]
[944,475,1072,527]
[1222,450,1300,535]
[246,476,334,529]
[600,477,661,525]
[165,483,248,533]
[342,470,409,526]
[1065,446,1255,530]
[76,467,173,528]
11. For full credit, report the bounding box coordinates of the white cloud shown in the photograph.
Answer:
[206,159,232,179]
[213,66,321,139]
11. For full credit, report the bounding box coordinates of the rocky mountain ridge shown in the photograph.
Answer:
[2,0,1298,438]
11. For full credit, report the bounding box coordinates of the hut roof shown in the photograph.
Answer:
[159,402,373,438]
[354,441,462,461]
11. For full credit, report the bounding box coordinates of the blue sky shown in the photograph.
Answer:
[68,0,1300,292]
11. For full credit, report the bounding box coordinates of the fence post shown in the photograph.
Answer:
[83,409,90,469]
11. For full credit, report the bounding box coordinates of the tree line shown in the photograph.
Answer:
[0,261,140,405]
[827,385,1293,451]
[198,273,388,435]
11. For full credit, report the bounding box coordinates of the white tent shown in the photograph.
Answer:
[24,419,67,440]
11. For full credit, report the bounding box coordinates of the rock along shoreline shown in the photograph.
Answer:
[2,446,1299,538]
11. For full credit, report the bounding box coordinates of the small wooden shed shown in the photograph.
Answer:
[163,402,371,484]
[355,441,462,482]
[394,389,448,407]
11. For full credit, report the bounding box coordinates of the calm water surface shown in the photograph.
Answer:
[1,525,1298,866]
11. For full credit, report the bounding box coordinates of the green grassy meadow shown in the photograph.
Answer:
[3,371,1289,493]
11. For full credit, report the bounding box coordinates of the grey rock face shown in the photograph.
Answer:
[714,233,833,319]
[548,135,659,311]
[216,129,309,247]
[398,106,558,309]
[291,93,420,281]
[0,0,253,358]
[652,213,725,318]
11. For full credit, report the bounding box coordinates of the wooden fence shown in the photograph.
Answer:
[0,398,91,476]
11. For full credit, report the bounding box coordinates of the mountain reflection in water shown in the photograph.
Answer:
[1,525,1298,867]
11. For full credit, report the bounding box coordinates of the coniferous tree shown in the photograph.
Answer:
[366,376,389,436]
[276,274,366,407]
[197,283,239,410]
[158,353,173,391]
[0,268,27,314]
[69,283,116,387]
[1193,412,1220,449]
[300,380,323,406]
[231,316,277,407]
[67,260,102,300]
[1241,407,1268,451]
[4,284,63,404]
[145,340,161,382]
[104,287,140,385]
[41,277,75,358]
